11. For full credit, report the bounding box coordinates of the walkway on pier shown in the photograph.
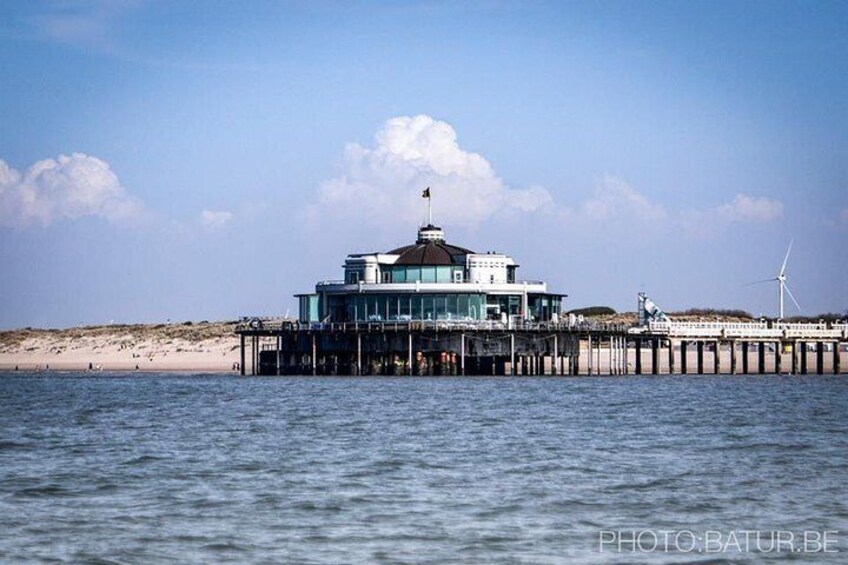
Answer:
[629,320,848,376]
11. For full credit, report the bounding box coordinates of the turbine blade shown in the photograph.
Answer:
[780,239,794,276]
[743,278,777,287]
[784,283,801,311]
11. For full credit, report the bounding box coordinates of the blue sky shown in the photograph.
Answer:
[0,0,846,328]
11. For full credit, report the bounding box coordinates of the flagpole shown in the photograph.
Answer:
[428,194,432,226]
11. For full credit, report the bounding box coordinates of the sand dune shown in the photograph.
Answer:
[0,322,242,373]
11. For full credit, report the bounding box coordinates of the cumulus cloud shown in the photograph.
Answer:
[0,153,143,227]
[313,115,553,227]
[718,194,783,223]
[200,209,233,229]
[579,175,666,222]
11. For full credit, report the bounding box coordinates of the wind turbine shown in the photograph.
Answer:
[745,240,800,319]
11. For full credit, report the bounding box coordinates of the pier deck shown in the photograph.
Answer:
[235,319,847,376]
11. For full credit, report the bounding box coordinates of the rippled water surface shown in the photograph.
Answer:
[1,374,846,563]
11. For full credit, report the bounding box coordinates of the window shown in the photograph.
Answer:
[382,270,392,283]
[346,271,360,284]
[453,270,463,283]
[436,266,452,283]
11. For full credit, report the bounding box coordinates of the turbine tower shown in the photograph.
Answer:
[746,240,800,319]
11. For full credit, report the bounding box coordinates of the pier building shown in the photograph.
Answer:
[296,224,565,325]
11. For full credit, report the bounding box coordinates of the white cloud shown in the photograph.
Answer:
[200,209,232,229]
[718,194,783,223]
[0,153,143,228]
[313,115,553,228]
[579,175,666,222]
[29,2,137,49]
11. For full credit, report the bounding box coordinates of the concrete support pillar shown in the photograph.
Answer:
[408,332,414,376]
[775,342,782,374]
[758,342,765,375]
[460,333,466,376]
[635,339,642,375]
[668,340,675,375]
[621,336,626,375]
[276,335,281,376]
[835,343,841,374]
[713,341,720,374]
[697,341,704,374]
[510,334,516,376]
[680,340,688,374]
[311,333,317,376]
[619,336,624,375]
[791,341,797,375]
[651,339,659,375]
[596,339,601,376]
[618,335,627,375]
[816,342,824,375]
[801,342,808,374]
[730,340,737,375]
[240,334,246,376]
[357,333,362,376]
[573,336,580,376]
[742,342,749,374]
[553,334,559,376]
[587,334,594,376]
[252,335,257,375]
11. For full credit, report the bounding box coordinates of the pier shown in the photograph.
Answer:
[235,320,629,376]
[234,220,846,377]
[630,320,848,376]
[234,319,847,376]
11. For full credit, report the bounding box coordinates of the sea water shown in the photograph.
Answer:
[1,374,846,563]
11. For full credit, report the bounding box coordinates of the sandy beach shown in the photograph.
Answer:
[0,322,242,373]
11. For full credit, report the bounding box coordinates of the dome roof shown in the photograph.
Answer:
[388,225,474,266]
[389,242,474,266]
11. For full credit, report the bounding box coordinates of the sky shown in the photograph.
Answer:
[0,0,846,328]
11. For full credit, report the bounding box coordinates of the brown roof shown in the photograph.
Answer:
[389,241,474,266]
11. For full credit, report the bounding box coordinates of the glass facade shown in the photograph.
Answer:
[386,265,461,284]
[321,292,561,322]
[528,294,561,321]
[334,293,487,322]
[298,295,320,323]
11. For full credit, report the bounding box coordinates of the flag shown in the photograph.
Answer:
[422,187,430,198]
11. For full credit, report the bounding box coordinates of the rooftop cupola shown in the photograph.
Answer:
[417,225,445,244]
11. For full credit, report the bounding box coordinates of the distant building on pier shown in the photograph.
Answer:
[297,224,566,325]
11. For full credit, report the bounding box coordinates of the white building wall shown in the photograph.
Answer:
[467,254,514,284]
[344,253,400,284]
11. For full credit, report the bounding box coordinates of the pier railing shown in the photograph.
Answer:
[639,320,848,339]
[235,318,628,334]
